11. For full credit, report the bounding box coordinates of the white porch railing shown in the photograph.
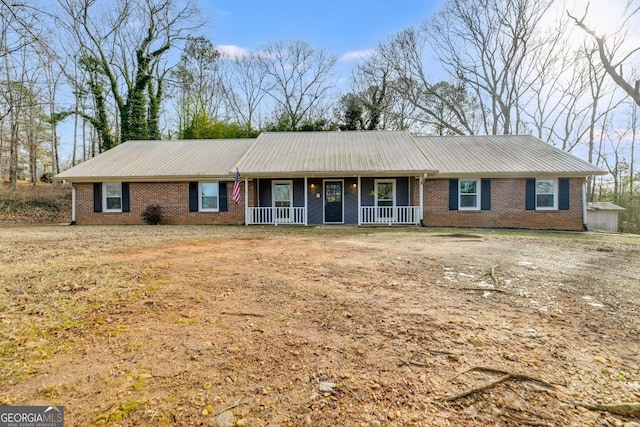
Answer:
[247,207,306,225]
[360,206,422,225]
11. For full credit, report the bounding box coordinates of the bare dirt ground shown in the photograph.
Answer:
[0,225,639,426]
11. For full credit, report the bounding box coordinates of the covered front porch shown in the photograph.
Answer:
[244,176,424,226]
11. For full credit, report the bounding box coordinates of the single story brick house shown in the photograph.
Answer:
[54,131,605,230]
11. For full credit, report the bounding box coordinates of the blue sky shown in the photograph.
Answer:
[197,1,442,60]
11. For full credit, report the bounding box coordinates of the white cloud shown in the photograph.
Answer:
[217,45,250,59]
[339,49,375,61]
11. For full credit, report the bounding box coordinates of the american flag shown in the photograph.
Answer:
[232,168,241,205]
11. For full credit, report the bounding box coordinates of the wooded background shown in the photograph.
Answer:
[1,0,639,231]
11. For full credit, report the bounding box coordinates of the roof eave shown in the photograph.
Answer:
[53,174,236,183]
[237,169,438,178]
[429,171,606,179]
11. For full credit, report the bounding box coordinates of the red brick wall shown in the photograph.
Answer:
[74,177,586,230]
[74,181,251,225]
[422,178,585,231]
[410,177,421,208]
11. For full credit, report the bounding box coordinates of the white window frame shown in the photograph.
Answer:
[272,180,293,208]
[374,179,396,207]
[536,179,558,210]
[374,179,396,221]
[272,180,293,222]
[103,183,122,212]
[199,182,220,212]
[459,179,481,210]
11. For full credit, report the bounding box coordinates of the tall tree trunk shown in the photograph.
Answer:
[9,120,19,189]
[631,103,637,197]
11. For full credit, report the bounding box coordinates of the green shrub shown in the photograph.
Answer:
[40,172,53,183]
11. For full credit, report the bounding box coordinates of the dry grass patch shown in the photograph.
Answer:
[0,225,639,426]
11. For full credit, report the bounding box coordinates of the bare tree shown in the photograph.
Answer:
[568,2,640,107]
[348,49,396,131]
[1,2,44,188]
[375,27,482,135]
[57,0,201,150]
[219,52,268,132]
[427,0,555,135]
[257,40,337,131]
[0,1,43,59]
[170,36,222,136]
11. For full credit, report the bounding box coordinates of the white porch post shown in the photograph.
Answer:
[357,176,362,225]
[244,177,249,226]
[304,176,308,225]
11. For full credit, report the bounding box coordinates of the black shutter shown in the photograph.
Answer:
[481,179,491,210]
[525,179,536,210]
[219,182,228,212]
[189,182,198,212]
[93,183,102,212]
[121,183,130,212]
[449,179,458,210]
[559,178,570,210]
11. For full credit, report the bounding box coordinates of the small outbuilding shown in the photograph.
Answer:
[587,202,625,233]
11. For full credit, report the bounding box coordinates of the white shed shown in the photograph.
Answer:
[587,202,625,233]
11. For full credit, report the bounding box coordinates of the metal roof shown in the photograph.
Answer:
[414,135,606,178]
[54,139,255,182]
[588,202,625,211]
[235,131,437,177]
[54,132,605,182]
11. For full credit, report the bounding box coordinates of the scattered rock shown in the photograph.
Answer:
[318,381,336,392]
[469,338,484,347]
[594,356,608,365]
[215,410,235,427]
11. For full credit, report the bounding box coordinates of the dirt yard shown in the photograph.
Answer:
[0,225,639,426]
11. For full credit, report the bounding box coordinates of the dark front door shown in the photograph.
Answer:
[324,181,343,223]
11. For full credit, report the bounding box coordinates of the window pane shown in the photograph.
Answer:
[460,180,477,194]
[537,194,554,207]
[201,183,218,197]
[106,197,121,210]
[377,182,393,200]
[105,183,121,197]
[460,195,477,208]
[202,196,218,210]
[274,184,291,202]
[325,183,341,203]
[536,180,553,194]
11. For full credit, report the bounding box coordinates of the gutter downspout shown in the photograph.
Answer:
[582,178,588,231]
[70,184,77,225]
